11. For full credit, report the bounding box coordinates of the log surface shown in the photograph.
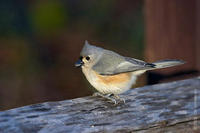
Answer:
[0,77,200,133]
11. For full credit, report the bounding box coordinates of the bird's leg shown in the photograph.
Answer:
[92,92,117,104]
[92,92,105,97]
[105,94,125,104]
[92,92,125,104]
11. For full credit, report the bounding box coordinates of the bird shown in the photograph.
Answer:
[75,41,185,104]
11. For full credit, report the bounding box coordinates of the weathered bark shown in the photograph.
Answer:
[0,77,200,133]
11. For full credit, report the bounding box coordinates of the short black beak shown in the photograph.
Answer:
[75,59,84,67]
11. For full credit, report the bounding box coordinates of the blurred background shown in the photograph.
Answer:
[0,0,199,110]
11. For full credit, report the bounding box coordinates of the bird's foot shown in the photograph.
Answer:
[92,92,125,104]
[112,95,126,104]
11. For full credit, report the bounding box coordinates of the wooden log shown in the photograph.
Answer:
[0,77,200,133]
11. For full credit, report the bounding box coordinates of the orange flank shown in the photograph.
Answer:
[95,72,132,85]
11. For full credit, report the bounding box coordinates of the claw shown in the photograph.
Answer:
[120,98,126,104]
[92,92,125,104]
[113,95,126,103]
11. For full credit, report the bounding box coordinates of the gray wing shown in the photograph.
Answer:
[92,52,155,75]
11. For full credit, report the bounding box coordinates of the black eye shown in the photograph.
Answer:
[86,56,90,61]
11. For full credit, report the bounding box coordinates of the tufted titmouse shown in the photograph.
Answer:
[75,41,185,104]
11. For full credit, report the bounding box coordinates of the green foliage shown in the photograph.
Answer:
[30,0,67,36]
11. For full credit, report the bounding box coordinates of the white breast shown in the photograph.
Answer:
[81,67,145,95]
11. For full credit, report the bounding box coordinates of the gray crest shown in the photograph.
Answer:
[80,40,104,57]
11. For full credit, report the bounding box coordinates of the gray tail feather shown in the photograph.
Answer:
[150,59,185,70]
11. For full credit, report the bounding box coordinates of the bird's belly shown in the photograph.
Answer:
[82,68,137,94]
